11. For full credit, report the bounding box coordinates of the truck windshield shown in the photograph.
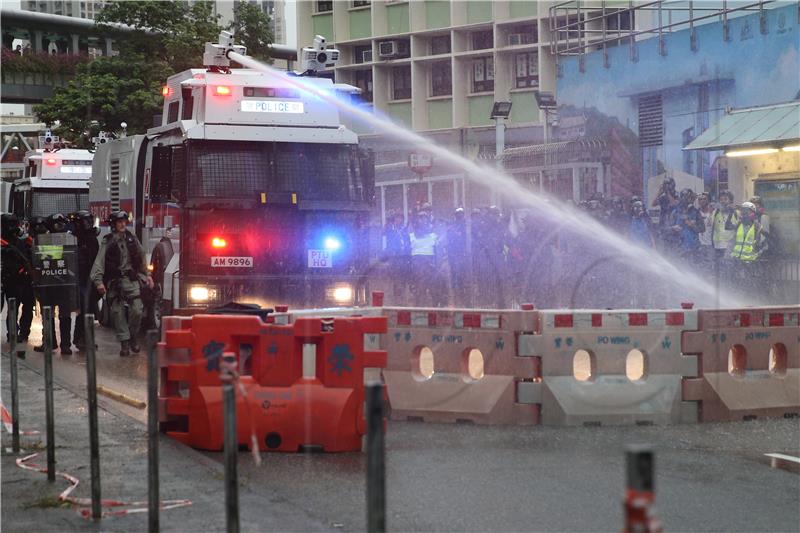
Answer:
[186,140,366,202]
[31,189,88,217]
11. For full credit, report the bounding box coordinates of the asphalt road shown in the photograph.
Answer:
[5,312,800,532]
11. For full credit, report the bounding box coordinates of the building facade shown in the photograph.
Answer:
[212,0,286,44]
[22,0,106,20]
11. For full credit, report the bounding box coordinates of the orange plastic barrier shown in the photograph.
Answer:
[158,314,387,452]
[381,307,540,425]
[681,307,800,422]
[518,309,698,426]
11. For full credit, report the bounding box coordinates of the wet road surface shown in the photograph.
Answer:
[5,312,800,532]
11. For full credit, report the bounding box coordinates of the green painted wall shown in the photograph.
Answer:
[312,14,334,42]
[349,9,372,40]
[386,3,410,34]
[428,99,453,129]
[425,1,450,29]
[509,1,537,19]
[467,1,492,24]
[387,101,413,128]
[510,92,538,124]
[468,94,494,127]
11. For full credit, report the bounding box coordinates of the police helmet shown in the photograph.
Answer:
[71,210,95,232]
[108,210,129,225]
[29,216,49,235]
[47,213,68,233]
[1,213,21,237]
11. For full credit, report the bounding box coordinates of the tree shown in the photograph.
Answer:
[229,2,274,62]
[35,0,273,145]
[95,0,221,72]
[35,56,171,147]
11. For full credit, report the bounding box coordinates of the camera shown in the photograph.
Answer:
[300,35,340,73]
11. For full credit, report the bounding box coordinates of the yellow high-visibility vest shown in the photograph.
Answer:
[731,223,757,262]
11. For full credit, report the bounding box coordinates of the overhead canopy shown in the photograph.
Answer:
[684,101,800,151]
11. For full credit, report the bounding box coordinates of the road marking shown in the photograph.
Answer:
[765,453,800,464]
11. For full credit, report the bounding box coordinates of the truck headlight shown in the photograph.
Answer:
[188,285,217,303]
[328,284,353,304]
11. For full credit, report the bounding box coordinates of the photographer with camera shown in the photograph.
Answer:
[89,211,153,356]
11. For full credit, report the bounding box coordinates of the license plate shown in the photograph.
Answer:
[211,256,253,268]
[307,250,332,268]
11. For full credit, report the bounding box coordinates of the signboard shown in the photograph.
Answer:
[308,249,332,268]
[408,153,433,176]
[754,178,800,256]
[240,100,305,114]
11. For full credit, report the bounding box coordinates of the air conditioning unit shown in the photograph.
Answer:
[361,49,373,62]
[379,40,399,58]
[509,33,525,46]
[379,40,407,59]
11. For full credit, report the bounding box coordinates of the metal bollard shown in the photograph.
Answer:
[221,353,239,533]
[623,445,662,533]
[85,315,102,519]
[366,382,386,533]
[146,329,160,533]
[42,306,56,482]
[8,298,20,453]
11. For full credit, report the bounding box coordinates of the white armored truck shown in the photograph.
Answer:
[89,33,374,321]
[8,132,93,221]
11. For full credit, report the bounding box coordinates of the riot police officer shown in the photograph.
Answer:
[69,210,100,350]
[1,213,34,345]
[33,213,76,355]
[90,211,153,356]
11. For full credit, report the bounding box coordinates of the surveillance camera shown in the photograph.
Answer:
[300,35,340,73]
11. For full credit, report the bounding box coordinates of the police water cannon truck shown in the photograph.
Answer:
[8,130,93,222]
[89,32,375,321]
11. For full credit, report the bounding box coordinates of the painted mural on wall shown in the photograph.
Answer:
[556,4,799,200]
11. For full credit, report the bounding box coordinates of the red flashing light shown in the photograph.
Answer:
[215,86,232,96]
[46,158,57,165]
[211,237,227,249]
[162,86,171,97]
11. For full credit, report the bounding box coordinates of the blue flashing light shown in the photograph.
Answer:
[324,236,342,251]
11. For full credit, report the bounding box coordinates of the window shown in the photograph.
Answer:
[471,30,493,50]
[430,61,451,97]
[392,66,411,100]
[682,127,695,174]
[508,24,537,45]
[352,0,370,6]
[355,44,372,63]
[316,1,333,13]
[471,57,494,93]
[431,35,451,55]
[514,52,538,89]
[181,87,194,120]
[354,69,373,103]
[167,101,179,123]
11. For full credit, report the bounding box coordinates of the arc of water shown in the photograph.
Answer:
[227,51,740,309]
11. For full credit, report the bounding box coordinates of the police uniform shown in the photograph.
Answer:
[90,229,147,351]
[1,219,35,342]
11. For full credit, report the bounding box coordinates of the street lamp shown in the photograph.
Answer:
[533,90,558,193]
[490,101,513,205]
